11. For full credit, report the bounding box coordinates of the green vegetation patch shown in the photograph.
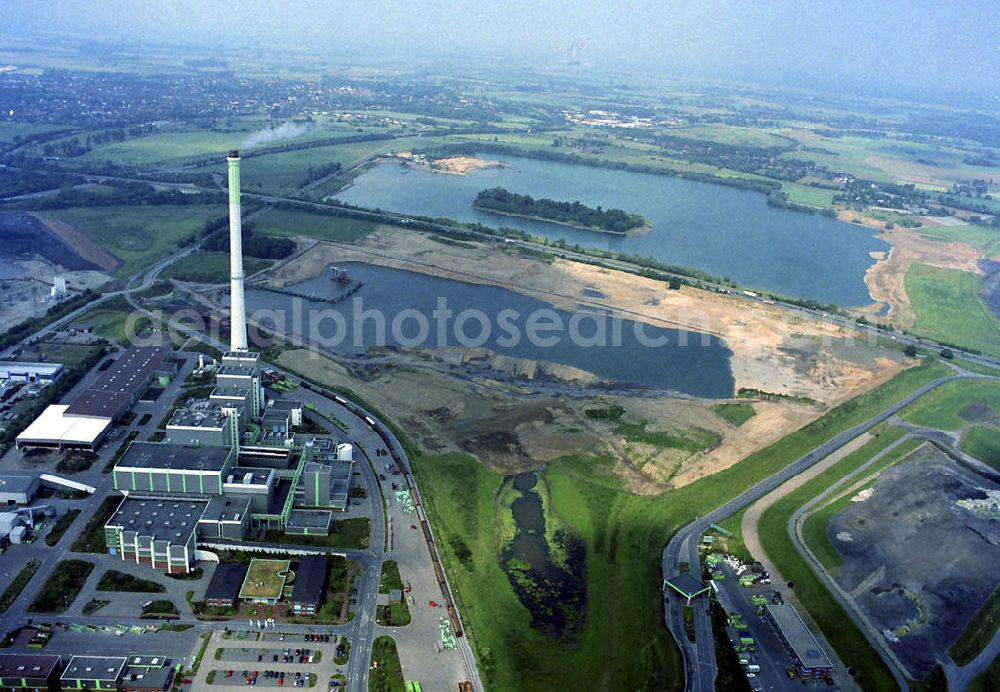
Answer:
[96,570,166,593]
[44,509,81,546]
[960,426,1000,471]
[616,420,720,452]
[141,599,179,617]
[368,636,405,692]
[161,251,271,283]
[474,187,647,233]
[379,561,404,593]
[262,517,369,550]
[28,559,94,613]
[901,378,1000,430]
[253,208,378,243]
[38,204,225,277]
[950,584,1000,666]
[712,402,756,427]
[71,494,123,553]
[0,559,41,612]
[905,263,1000,357]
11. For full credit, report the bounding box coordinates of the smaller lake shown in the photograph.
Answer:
[243,262,735,396]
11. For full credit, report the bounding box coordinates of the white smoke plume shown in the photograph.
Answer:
[241,121,316,148]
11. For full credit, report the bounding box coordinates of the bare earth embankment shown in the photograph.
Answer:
[266,228,905,488]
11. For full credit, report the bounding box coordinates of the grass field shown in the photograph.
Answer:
[28,559,94,613]
[44,509,81,547]
[960,426,1000,470]
[900,378,1000,429]
[71,494,124,553]
[252,208,379,243]
[0,559,40,612]
[38,204,225,277]
[74,304,148,343]
[161,251,271,283]
[800,436,924,571]
[413,353,952,691]
[32,342,105,369]
[916,223,999,248]
[368,636,405,692]
[950,585,1000,666]
[96,570,166,593]
[905,263,1000,357]
[712,403,756,427]
[757,430,907,689]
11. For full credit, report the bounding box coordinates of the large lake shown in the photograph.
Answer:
[334,154,887,306]
[244,262,735,396]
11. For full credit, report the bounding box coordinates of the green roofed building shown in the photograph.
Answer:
[665,572,711,605]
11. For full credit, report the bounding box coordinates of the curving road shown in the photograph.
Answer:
[662,371,983,692]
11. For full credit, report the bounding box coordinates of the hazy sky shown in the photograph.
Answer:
[7,1,1000,101]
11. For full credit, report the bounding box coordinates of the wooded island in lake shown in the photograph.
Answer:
[473,186,649,234]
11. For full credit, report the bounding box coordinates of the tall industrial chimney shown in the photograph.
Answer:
[226,150,249,351]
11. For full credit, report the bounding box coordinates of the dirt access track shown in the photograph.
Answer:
[265,227,905,488]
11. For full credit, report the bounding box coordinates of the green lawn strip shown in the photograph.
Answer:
[161,251,271,283]
[758,431,907,689]
[368,636,405,692]
[969,654,1000,691]
[801,437,925,570]
[960,426,1000,471]
[44,509,81,546]
[71,494,123,553]
[379,561,403,593]
[96,570,166,593]
[413,358,951,691]
[712,403,757,427]
[905,263,1000,357]
[261,517,369,550]
[28,559,94,613]
[713,509,754,564]
[141,599,179,617]
[253,208,379,243]
[950,585,1000,665]
[0,559,41,612]
[900,378,1000,430]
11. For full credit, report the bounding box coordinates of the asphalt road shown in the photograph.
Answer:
[662,371,982,692]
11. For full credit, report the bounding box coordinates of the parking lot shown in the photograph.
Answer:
[190,629,349,690]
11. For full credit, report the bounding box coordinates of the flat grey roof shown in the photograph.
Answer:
[117,440,232,472]
[205,562,248,602]
[168,401,229,429]
[0,473,39,492]
[201,496,251,524]
[67,346,171,417]
[291,555,327,603]
[211,385,251,399]
[767,604,833,670]
[226,467,272,486]
[123,665,172,688]
[287,509,333,530]
[62,655,127,682]
[0,362,64,376]
[218,364,256,377]
[107,496,206,544]
[0,653,61,678]
[268,399,302,412]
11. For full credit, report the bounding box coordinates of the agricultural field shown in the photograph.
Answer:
[900,378,1000,430]
[252,208,379,244]
[904,263,1000,357]
[37,204,225,277]
[161,251,271,283]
